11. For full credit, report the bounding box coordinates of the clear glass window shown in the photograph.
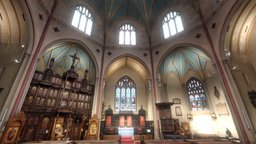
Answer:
[71,6,93,36]
[119,24,136,45]
[162,11,184,39]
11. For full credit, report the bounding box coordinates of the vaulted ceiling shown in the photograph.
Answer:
[36,0,216,82]
[90,0,181,29]
[225,0,256,61]
[37,42,96,81]
[0,0,29,65]
[105,56,149,81]
[159,47,211,82]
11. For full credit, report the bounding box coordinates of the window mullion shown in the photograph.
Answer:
[167,21,171,37]
[84,15,88,32]
[125,87,127,109]
[174,18,178,34]
[77,11,82,29]
[119,88,121,110]
[129,30,131,45]
[129,87,132,109]
[123,30,125,45]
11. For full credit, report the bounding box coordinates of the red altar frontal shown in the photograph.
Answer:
[100,106,154,140]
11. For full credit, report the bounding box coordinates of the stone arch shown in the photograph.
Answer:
[220,1,256,141]
[105,54,150,81]
[156,44,214,85]
[103,54,153,119]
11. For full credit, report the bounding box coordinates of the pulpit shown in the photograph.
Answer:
[155,102,181,138]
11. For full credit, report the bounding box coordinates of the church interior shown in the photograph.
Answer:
[0,0,256,143]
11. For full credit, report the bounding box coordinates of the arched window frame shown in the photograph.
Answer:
[162,11,184,39]
[119,24,136,45]
[115,76,136,112]
[186,78,208,111]
[71,5,93,36]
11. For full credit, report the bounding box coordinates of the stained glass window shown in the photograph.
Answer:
[115,76,136,112]
[119,24,136,45]
[71,6,93,35]
[187,78,207,111]
[162,11,184,39]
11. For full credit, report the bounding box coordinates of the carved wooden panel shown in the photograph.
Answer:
[0,112,26,144]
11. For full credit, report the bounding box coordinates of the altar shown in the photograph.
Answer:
[101,106,154,140]
[118,127,134,136]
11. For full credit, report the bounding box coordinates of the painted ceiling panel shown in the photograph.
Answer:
[38,42,95,80]
[160,47,210,81]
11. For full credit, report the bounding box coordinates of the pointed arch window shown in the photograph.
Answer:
[187,78,207,111]
[119,24,136,45]
[162,11,184,39]
[71,5,93,35]
[115,76,136,112]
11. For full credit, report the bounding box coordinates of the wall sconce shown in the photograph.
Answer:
[211,112,217,119]
[187,112,192,120]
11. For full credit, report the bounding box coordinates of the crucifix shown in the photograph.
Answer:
[70,53,80,69]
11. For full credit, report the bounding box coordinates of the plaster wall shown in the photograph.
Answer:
[0,0,29,112]
[247,20,256,73]
[162,67,238,137]
[166,73,190,123]
[230,58,256,131]
[101,49,151,77]
[205,73,238,138]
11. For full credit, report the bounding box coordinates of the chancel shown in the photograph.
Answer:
[0,0,256,144]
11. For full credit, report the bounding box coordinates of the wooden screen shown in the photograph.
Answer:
[127,116,132,127]
[119,116,125,127]
[106,116,112,127]
[140,116,145,127]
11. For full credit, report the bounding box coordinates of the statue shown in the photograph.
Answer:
[44,58,55,81]
[54,124,64,140]
[84,69,88,80]
[70,53,80,70]
[49,58,55,68]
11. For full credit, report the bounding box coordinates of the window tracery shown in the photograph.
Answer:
[119,24,136,45]
[187,78,207,110]
[115,76,136,112]
[162,11,184,39]
[71,5,93,35]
